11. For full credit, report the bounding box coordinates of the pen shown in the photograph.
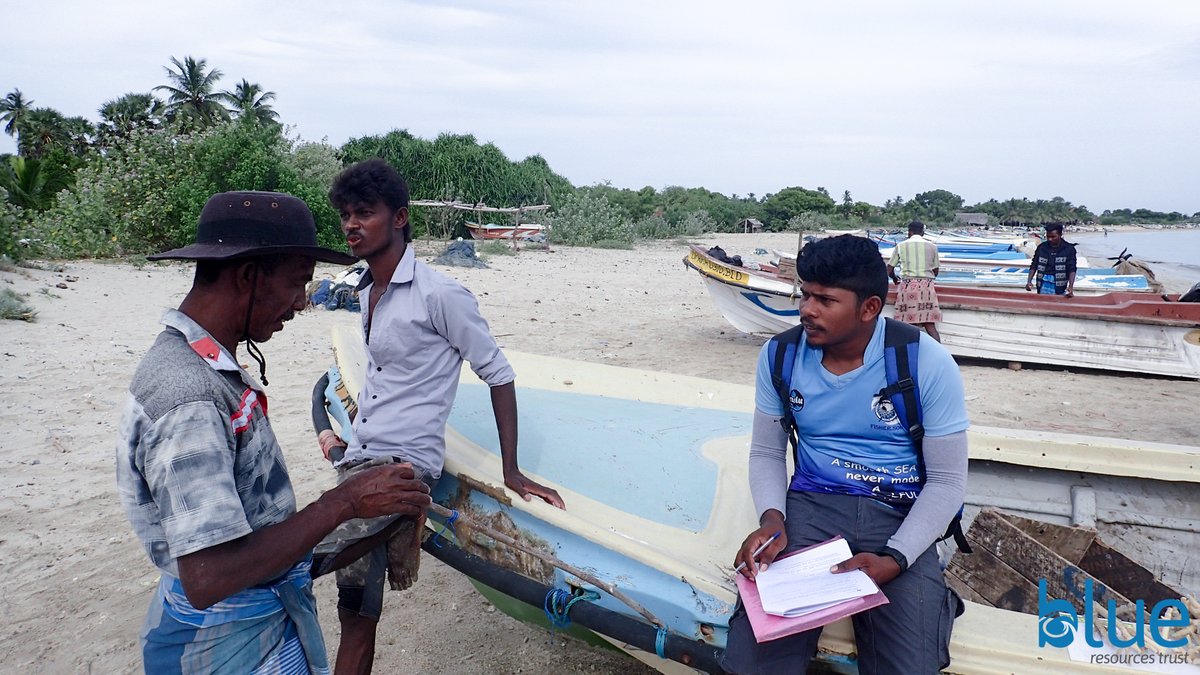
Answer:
[734,531,782,573]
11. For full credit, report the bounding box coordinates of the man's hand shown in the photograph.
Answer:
[1065,289,1074,298]
[318,429,347,461]
[734,516,788,582]
[504,470,565,509]
[831,552,901,586]
[335,463,431,520]
[1025,281,1034,292]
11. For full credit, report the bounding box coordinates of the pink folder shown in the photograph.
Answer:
[735,537,890,643]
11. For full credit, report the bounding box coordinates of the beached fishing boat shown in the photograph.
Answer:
[683,245,1200,379]
[466,221,546,240]
[320,333,1200,673]
[936,268,1156,294]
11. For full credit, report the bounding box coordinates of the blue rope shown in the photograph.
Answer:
[430,510,458,549]
[543,588,600,629]
[655,626,668,659]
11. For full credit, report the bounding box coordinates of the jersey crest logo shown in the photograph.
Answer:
[871,394,900,425]
[788,388,805,413]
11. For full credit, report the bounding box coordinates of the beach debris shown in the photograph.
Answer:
[433,240,488,268]
[307,278,360,312]
[1181,282,1200,303]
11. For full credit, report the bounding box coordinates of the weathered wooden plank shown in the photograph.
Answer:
[1001,511,1097,564]
[966,509,1133,616]
[1079,539,1183,609]
[943,570,993,607]
[946,535,1040,614]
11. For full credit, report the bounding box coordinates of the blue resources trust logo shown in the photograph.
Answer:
[1038,577,1192,654]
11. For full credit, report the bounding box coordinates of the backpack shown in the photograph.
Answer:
[768,318,971,554]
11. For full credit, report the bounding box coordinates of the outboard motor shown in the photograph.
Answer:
[1180,281,1200,303]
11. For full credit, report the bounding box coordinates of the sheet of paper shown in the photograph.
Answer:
[754,538,881,617]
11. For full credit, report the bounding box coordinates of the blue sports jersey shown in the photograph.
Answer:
[755,319,969,507]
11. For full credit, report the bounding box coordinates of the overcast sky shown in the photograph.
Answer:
[4,0,1199,213]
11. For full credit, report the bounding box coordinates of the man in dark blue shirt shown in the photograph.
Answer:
[1026,224,1077,297]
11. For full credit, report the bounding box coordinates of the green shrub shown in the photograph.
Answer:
[27,120,352,260]
[477,240,517,256]
[0,288,36,321]
[546,192,633,246]
[593,238,633,249]
[632,214,670,239]
[0,189,28,261]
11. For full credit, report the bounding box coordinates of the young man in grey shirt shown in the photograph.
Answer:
[313,159,564,674]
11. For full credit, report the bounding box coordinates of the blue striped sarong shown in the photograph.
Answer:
[141,557,330,674]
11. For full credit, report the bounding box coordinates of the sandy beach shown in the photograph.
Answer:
[1,231,1196,673]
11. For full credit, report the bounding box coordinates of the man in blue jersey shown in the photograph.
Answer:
[722,235,970,674]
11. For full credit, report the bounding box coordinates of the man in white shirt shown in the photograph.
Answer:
[887,221,942,342]
[313,159,564,674]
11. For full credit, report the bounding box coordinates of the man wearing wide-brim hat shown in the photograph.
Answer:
[115,191,433,674]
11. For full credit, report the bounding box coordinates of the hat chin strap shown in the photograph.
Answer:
[242,264,269,386]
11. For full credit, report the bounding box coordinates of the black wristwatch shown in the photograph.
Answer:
[876,546,909,572]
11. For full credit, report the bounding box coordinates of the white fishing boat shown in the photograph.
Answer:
[936,268,1156,294]
[318,335,1200,673]
[466,221,546,240]
[684,246,1200,379]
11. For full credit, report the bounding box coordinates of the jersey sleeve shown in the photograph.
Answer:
[915,335,970,437]
[754,340,786,416]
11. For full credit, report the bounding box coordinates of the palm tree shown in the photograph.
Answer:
[218,79,279,125]
[98,92,164,141]
[0,89,33,147]
[17,107,69,159]
[154,56,229,130]
[61,116,94,156]
[0,155,71,210]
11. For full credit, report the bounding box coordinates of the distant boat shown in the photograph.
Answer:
[466,221,546,240]
[684,245,1200,379]
[872,236,1094,270]
[320,333,1200,673]
[936,268,1156,294]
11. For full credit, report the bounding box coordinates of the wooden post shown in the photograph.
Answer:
[512,206,522,253]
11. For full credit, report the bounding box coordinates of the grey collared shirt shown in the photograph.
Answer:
[338,247,514,477]
[116,310,297,577]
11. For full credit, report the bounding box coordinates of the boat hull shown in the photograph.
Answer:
[326,329,1200,672]
[685,246,1200,379]
[466,222,545,240]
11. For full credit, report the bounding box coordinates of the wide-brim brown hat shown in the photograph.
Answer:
[147,191,357,265]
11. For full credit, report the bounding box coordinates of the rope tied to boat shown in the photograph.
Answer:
[430,509,458,548]
[655,626,668,659]
[543,587,600,629]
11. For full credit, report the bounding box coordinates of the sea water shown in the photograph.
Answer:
[1072,228,1200,294]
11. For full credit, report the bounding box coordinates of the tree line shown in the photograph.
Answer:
[2,55,1195,260]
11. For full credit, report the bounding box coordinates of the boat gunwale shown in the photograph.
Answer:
[685,245,1200,328]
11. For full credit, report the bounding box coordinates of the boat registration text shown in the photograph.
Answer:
[689,251,749,286]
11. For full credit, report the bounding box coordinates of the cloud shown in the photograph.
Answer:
[2,0,1198,211]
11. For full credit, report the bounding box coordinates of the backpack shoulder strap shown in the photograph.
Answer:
[768,325,805,451]
[880,319,973,554]
[881,318,923,446]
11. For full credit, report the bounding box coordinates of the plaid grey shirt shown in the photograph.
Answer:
[116,310,297,577]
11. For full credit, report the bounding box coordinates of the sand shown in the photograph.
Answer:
[0,231,1195,673]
